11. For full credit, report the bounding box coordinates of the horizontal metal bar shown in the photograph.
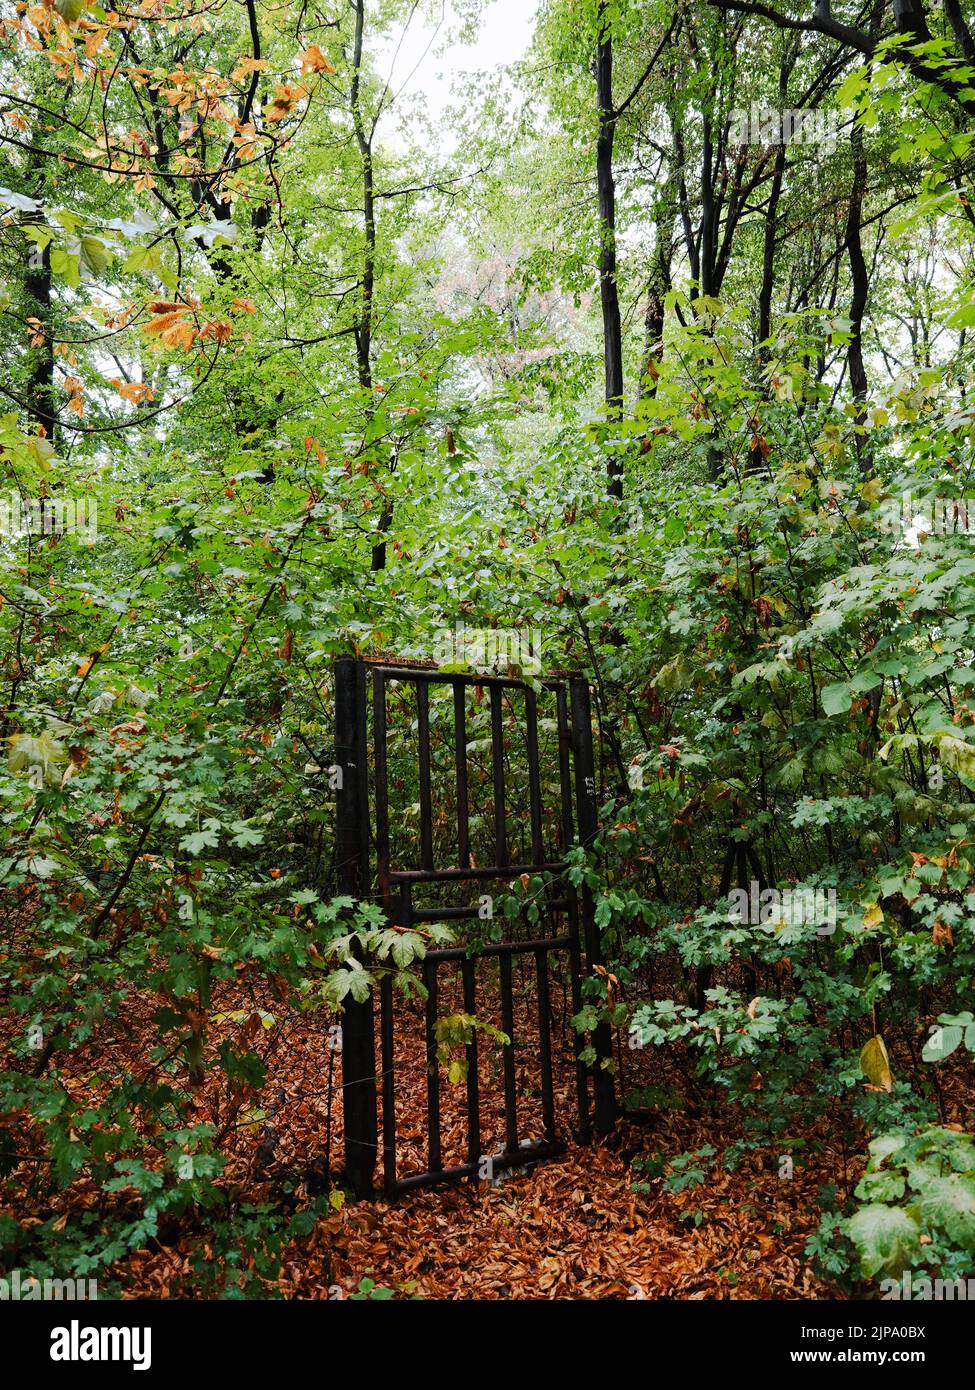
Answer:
[388,1139,566,1195]
[425,934,571,963]
[369,665,573,691]
[389,861,567,884]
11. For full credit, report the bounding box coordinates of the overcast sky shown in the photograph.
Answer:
[376,0,537,143]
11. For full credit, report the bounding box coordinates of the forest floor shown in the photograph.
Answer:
[3,928,853,1299]
[295,968,839,1300]
[316,1116,836,1300]
[15,974,847,1300]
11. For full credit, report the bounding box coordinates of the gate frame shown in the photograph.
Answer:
[334,656,615,1198]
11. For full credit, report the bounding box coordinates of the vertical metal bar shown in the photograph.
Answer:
[381,879,412,1193]
[490,684,507,867]
[535,948,556,1143]
[373,670,390,900]
[570,675,616,1139]
[525,686,544,865]
[569,677,598,847]
[499,951,518,1151]
[380,972,396,1193]
[453,682,470,869]
[561,682,589,1140]
[417,680,433,871]
[334,656,377,1197]
[567,890,591,1143]
[556,685,574,852]
[424,957,442,1174]
[461,956,480,1182]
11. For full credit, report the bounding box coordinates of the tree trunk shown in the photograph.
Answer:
[595,2,624,499]
[758,147,786,356]
[351,0,388,569]
[638,231,670,401]
[25,242,55,441]
[845,122,870,457]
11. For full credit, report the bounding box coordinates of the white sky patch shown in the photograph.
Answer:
[376,0,536,151]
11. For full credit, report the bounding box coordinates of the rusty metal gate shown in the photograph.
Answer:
[334,656,615,1197]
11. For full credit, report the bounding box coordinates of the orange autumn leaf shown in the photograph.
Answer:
[144,313,184,337]
[300,44,336,76]
[161,321,196,351]
[108,378,153,403]
[232,56,270,80]
[199,319,233,344]
[265,83,307,122]
[933,920,954,949]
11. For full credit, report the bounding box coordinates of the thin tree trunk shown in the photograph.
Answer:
[638,231,669,401]
[351,0,375,395]
[25,243,55,441]
[845,122,870,470]
[699,112,716,298]
[944,0,975,61]
[350,0,389,569]
[758,144,786,355]
[595,1,624,499]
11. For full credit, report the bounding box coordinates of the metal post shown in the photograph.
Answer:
[334,656,377,1197]
[569,675,617,1138]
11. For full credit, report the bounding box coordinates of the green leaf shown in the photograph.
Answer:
[915,1175,975,1253]
[80,236,111,276]
[49,247,81,288]
[868,1135,907,1167]
[937,734,975,791]
[178,827,220,856]
[845,1204,922,1277]
[922,1024,963,1063]
[821,682,851,717]
[8,730,67,786]
[654,653,694,693]
[229,821,264,848]
[123,243,163,275]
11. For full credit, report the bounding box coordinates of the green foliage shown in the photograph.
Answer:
[810,1128,975,1290]
[433,1013,511,1085]
[633,1145,717,1196]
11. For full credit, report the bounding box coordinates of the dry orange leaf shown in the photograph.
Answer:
[300,44,337,75]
